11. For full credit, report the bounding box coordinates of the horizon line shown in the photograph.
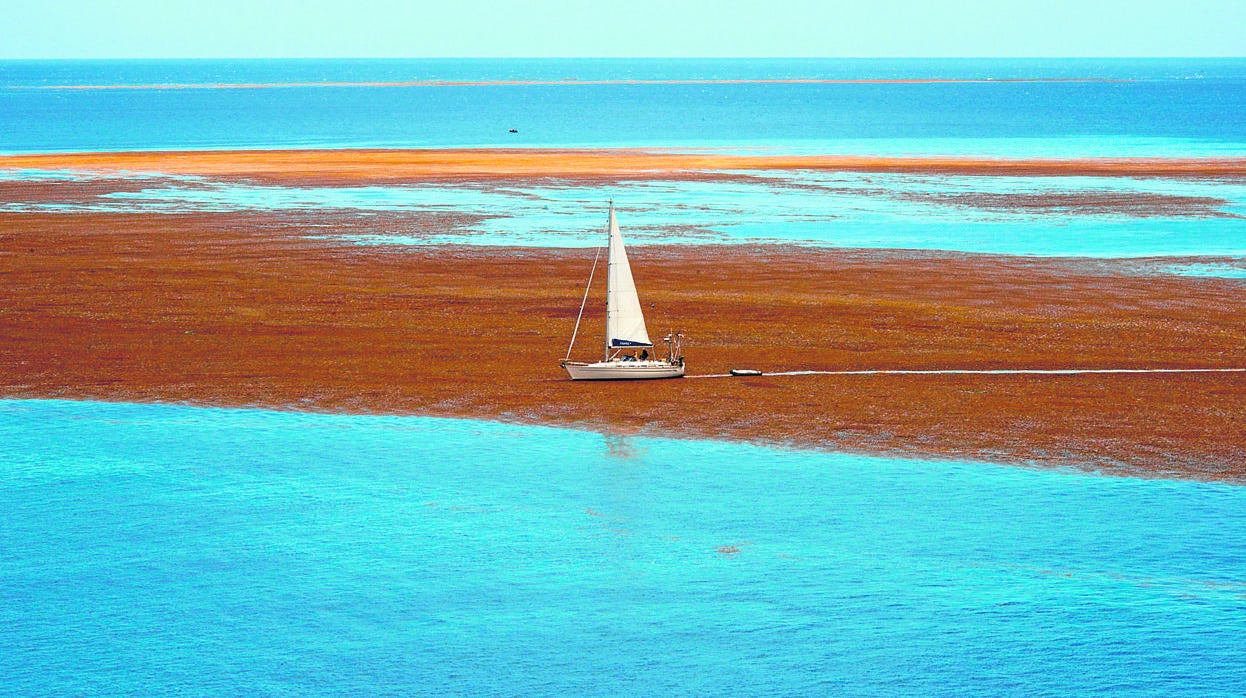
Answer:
[3,55,1245,61]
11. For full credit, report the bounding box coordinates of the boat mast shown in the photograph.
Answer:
[604,200,614,362]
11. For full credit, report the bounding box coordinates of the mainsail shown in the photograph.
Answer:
[605,204,653,350]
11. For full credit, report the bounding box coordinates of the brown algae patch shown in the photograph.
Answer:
[3,210,1245,481]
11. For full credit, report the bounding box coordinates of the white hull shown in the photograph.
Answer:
[564,360,685,381]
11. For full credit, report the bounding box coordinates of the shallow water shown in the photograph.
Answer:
[4,170,1245,257]
[2,399,1243,695]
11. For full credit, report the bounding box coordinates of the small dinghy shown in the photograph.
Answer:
[730,369,763,377]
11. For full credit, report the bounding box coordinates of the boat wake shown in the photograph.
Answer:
[688,367,1246,379]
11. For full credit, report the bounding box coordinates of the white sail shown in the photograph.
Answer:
[605,204,653,350]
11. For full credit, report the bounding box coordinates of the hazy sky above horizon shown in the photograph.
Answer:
[4,0,1244,59]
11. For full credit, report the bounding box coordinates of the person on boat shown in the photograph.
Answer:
[639,349,649,361]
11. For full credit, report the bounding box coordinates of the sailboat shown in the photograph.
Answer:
[561,202,685,380]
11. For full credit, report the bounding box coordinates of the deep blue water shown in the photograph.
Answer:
[2,58,1245,153]
[2,399,1244,695]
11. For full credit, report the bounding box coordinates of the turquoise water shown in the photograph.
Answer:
[4,170,1241,258]
[2,399,1244,695]
[1166,262,1246,278]
[4,170,1245,257]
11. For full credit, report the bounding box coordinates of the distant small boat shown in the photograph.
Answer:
[730,369,763,376]
[561,202,685,380]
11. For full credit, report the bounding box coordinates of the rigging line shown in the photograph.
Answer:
[565,245,603,362]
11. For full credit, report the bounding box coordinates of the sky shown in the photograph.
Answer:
[3,0,1244,59]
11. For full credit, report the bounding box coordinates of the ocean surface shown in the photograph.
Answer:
[3,58,1246,155]
[3,399,1245,696]
[2,58,1246,258]
[4,60,1246,694]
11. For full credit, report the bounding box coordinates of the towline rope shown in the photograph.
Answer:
[685,368,1246,379]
